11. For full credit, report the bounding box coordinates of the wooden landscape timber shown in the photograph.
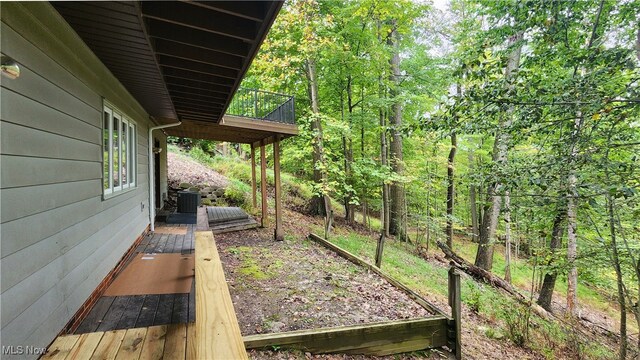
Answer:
[309,233,448,318]
[243,317,449,356]
[307,233,461,358]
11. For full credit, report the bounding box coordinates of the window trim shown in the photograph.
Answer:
[103,101,137,199]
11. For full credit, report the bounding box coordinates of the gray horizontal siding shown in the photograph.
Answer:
[1,88,100,144]
[2,207,148,346]
[1,121,101,161]
[1,23,102,113]
[0,3,155,356]
[0,179,102,223]
[0,155,102,189]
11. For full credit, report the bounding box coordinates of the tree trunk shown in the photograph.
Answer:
[469,149,479,243]
[474,32,523,271]
[537,208,565,311]
[345,76,356,224]
[446,132,457,249]
[306,58,331,217]
[504,191,512,283]
[387,21,406,241]
[380,106,390,237]
[607,195,627,359]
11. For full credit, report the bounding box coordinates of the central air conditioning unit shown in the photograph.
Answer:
[177,190,200,213]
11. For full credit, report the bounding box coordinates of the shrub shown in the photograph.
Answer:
[224,179,252,210]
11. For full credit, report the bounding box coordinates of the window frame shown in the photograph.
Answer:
[103,101,137,199]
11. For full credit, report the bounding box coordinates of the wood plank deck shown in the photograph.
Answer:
[48,228,247,359]
[44,324,193,360]
[206,206,258,234]
[75,225,196,334]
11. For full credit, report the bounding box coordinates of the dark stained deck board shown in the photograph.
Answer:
[75,223,197,334]
[75,296,115,333]
[188,280,196,323]
[135,294,160,328]
[171,294,189,324]
[96,296,131,332]
[153,294,175,326]
[116,295,145,329]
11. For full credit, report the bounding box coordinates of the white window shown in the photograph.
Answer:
[103,102,136,197]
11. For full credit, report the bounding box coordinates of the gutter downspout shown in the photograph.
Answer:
[148,121,181,232]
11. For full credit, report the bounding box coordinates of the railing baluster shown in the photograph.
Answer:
[227,88,295,124]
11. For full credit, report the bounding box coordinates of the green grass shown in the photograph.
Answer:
[451,236,621,320]
[319,230,616,359]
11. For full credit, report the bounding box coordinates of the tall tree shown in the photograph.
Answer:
[475,31,523,270]
[387,20,407,241]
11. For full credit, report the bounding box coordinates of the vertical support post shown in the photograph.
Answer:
[375,233,385,268]
[260,144,268,228]
[448,264,462,360]
[273,137,284,241]
[251,145,257,209]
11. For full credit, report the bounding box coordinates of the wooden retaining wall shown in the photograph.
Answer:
[244,317,449,356]
[241,233,462,358]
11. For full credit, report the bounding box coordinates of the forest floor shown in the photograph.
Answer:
[168,148,628,360]
[216,227,432,335]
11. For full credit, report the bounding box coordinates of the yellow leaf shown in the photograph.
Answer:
[592,113,601,120]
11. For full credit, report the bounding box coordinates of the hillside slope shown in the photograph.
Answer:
[168,147,626,360]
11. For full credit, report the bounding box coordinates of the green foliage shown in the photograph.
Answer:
[224,180,252,211]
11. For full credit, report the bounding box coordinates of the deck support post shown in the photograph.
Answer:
[251,145,257,209]
[273,137,283,241]
[448,264,462,360]
[260,143,269,228]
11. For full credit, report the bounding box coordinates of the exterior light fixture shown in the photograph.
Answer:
[1,56,20,79]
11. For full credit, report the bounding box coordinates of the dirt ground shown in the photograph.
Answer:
[216,228,433,336]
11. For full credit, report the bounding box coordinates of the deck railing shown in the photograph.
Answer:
[227,88,295,124]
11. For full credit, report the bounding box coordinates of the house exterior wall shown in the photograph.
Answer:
[155,131,169,209]
[0,3,154,356]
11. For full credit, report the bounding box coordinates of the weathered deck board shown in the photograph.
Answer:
[76,297,116,333]
[115,327,147,359]
[135,295,160,328]
[67,332,104,359]
[90,330,126,360]
[205,206,258,234]
[138,325,166,360]
[163,323,187,359]
[46,325,193,360]
[42,333,80,359]
[194,231,248,359]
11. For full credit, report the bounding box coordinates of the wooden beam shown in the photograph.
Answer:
[243,317,449,356]
[448,267,462,360]
[154,39,244,70]
[308,233,449,318]
[141,1,258,42]
[251,146,257,209]
[159,55,238,79]
[222,115,299,136]
[190,1,269,22]
[273,139,283,241]
[147,19,249,57]
[260,145,269,227]
[165,77,232,94]
[195,231,248,359]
